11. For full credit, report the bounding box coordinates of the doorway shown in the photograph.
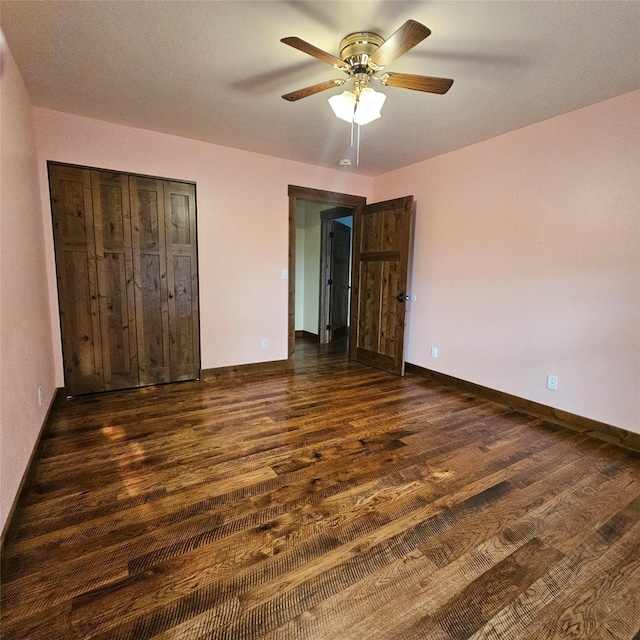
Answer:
[318,209,353,345]
[288,186,366,368]
[294,201,353,345]
[288,186,414,375]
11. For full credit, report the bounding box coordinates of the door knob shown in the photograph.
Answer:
[397,293,407,302]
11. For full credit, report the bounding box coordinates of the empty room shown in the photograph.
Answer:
[1,1,639,638]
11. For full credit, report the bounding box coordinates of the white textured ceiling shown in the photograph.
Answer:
[2,1,639,176]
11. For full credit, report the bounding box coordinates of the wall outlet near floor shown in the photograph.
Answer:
[431,347,438,359]
[38,385,43,406]
[261,339,268,350]
[546,375,559,391]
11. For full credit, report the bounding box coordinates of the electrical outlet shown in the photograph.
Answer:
[546,375,559,391]
[261,339,268,350]
[38,385,43,406]
[281,269,288,280]
[431,347,438,359]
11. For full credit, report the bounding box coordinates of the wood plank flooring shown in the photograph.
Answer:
[2,338,639,639]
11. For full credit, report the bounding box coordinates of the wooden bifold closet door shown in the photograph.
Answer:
[49,163,200,395]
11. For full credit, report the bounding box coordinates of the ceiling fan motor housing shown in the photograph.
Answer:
[339,32,384,73]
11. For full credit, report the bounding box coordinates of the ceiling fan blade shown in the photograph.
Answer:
[371,20,431,67]
[379,72,453,94]
[282,79,346,102]
[281,37,349,70]
[370,20,431,68]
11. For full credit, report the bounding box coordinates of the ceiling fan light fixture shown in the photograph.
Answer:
[329,87,386,125]
[328,90,357,123]
[353,87,386,125]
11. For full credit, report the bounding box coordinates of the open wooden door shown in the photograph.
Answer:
[319,208,354,345]
[349,196,413,375]
[329,220,351,341]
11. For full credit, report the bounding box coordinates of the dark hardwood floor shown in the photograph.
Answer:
[2,337,639,639]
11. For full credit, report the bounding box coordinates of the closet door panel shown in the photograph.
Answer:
[49,164,104,394]
[171,253,198,378]
[61,251,103,389]
[130,177,171,386]
[165,181,200,381]
[92,171,139,390]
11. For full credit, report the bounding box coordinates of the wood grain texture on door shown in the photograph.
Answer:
[130,176,172,386]
[91,171,139,390]
[350,196,413,376]
[49,164,105,394]
[164,181,200,382]
[50,164,200,394]
[329,220,351,340]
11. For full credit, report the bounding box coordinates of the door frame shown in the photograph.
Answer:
[287,186,366,368]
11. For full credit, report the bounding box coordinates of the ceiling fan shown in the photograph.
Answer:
[280,20,454,107]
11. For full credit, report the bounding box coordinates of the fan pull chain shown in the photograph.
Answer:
[356,124,361,166]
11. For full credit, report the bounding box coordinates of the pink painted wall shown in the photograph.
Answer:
[373,90,640,433]
[3,56,636,541]
[33,108,373,386]
[0,41,56,533]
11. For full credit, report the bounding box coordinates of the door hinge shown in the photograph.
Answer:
[326,324,331,330]
[329,231,334,238]
[327,278,333,285]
